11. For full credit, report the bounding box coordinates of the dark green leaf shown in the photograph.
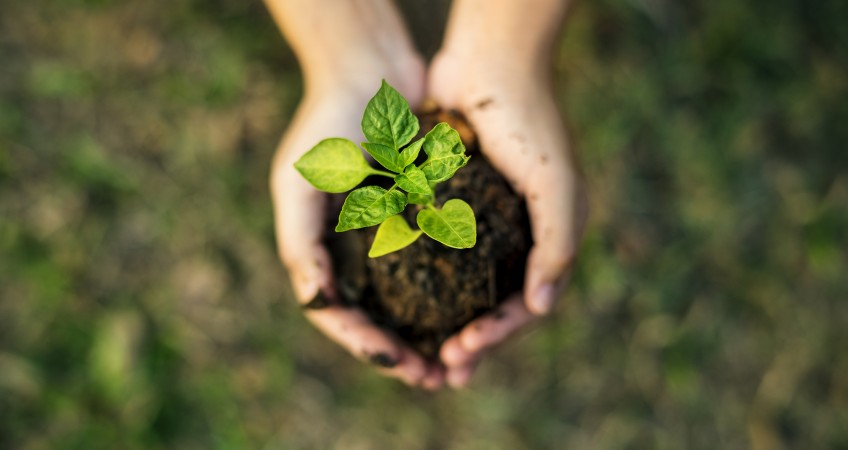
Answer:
[336,186,408,232]
[394,165,431,195]
[361,80,419,150]
[420,123,469,183]
[362,142,403,173]
[398,137,424,168]
[407,192,433,205]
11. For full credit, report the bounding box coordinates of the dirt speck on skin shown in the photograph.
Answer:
[326,109,531,359]
[366,352,398,368]
[474,97,494,110]
[302,291,333,310]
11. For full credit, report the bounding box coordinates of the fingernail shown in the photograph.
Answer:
[532,283,555,315]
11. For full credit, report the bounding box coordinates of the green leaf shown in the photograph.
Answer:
[361,80,419,150]
[398,137,424,168]
[362,142,403,173]
[416,199,476,249]
[294,138,374,193]
[336,186,408,232]
[394,165,431,195]
[420,123,470,183]
[368,215,422,258]
[407,192,433,205]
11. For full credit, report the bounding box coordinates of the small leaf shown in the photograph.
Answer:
[416,199,476,249]
[362,142,403,173]
[407,192,433,205]
[336,186,408,232]
[398,137,424,168]
[294,138,374,193]
[361,80,419,150]
[368,215,422,258]
[394,166,432,195]
[420,123,470,183]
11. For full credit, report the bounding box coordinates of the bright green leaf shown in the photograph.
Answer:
[420,123,470,183]
[394,166,432,195]
[408,192,433,205]
[361,80,419,150]
[398,137,424,168]
[368,215,422,258]
[294,138,374,193]
[362,142,403,173]
[416,198,476,249]
[336,186,408,232]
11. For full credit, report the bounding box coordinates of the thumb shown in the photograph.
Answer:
[522,173,588,316]
[285,244,337,305]
[271,162,337,305]
[524,246,574,316]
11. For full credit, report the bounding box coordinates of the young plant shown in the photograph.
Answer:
[294,80,476,258]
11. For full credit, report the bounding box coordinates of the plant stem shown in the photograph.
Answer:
[370,169,396,178]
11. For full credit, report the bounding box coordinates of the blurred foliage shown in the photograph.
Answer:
[1,0,846,449]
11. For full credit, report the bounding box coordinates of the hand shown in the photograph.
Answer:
[427,47,588,388]
[265,0,448,389]
[269,58,448,389]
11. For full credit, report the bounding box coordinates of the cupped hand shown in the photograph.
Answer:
[427,51,589,388]
[269,69,446,389]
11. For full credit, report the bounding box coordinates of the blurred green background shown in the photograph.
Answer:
[2,0,846,448]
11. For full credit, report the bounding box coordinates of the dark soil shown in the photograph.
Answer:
[326,109,532,359]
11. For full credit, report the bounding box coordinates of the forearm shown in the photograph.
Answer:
[440,0,570,71]
[264,0,422,94]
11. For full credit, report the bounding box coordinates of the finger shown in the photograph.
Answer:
[270,99,367,304]
[270,157,336,304]
[305,306,428,386]
[440,335,474,368]
[458,97,588,315]
[522,165,588,315]
[458,294,537,354]
[420,363,446,391]
[446,360,479,389]
[375,347,430,387]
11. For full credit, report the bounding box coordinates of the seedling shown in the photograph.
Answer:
[294,80,477,257]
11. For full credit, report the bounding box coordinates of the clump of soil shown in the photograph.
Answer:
[326,109,531,359]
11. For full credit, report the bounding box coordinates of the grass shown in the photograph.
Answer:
[1,0,846,448]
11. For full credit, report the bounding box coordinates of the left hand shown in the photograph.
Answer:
[427,48,589,388]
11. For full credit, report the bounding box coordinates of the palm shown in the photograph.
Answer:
[427,54,588,387]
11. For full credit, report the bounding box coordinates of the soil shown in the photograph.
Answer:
[324,108,532,360]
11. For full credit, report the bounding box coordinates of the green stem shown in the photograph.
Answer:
[370,169,396,178]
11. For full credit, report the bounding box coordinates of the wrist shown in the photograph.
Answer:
[434,44,552,81]
[303,52,426,108]
[438,0,567,72]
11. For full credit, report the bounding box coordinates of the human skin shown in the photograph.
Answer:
[265,0,587,390]
[264,0,445,389]
[427,0,588,388]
